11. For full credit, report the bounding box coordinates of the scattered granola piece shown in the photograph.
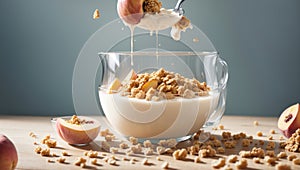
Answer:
[62,151,69,156]
[144,147,154,155]
[239,150,251,158]
[156,156,162,161]
[235,158,248,169]
[239,132,247,138]
[41,135,51,144]
[258,140,265,145]
[29,132,37,138]
[130,143,143,154]
[56,157,66,163]
[110,147,119,154]
[217,147,225,154]
[84,150,98,158]
[284,129,300,152]
[105,135,115,142]
[194,156,201,163]
[213,140,222,147]
[110,155,117,160]
[122,157,130,161]
[158,139,177,148]
[143,140,152,148]
[40,148,51,157]
[156,146,166,155]
[45,139,57,148]
[218,124,225,130]
[270,129,276,134]
[91,158,100,166]
[275,163,291,170]
[268,135,273,140]
[293,158,300,165]
[74,157,87,166]
[35,146,42,154]
[100,129,113,137]
[142,158,151,165]
[288,154,297,161]
[251,147,265,158]
[265,156,277,166]
[242,139,250,147]
[161,161,169,169]
[80,163,86,168]
[165,148,174,154]
[279,136,285,141]
[257,131,263,137]
[199,145,216,158]
[119,142,129,149]
[253,157,261,164]
[224,141,236,149]
[129,136,138,145]
[232,134,241,140]
[172,148,187,160]
[253,121,259,126]
[108,159,117,166]
[211,158,226,169]
[277,151,287,159]
[47,159,55,163]
[130,159,135,164]
[222,131,231,139]
[93,9,100,19]
[227,155,238,163]
[266,141,275,150]
[265,150,275,157]
[103,156,109,162]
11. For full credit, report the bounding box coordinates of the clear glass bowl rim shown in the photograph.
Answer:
[98,51,218,57]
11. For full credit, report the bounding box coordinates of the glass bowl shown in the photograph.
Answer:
[98,51,228,140]
[51,116,101,146]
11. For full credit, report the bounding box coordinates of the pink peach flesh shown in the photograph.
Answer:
[56,116,101,145]
[278,103,300,138]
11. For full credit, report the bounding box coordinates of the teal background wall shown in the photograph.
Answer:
[1,0,299,116]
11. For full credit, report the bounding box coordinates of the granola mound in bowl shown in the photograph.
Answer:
[98,51,228,140]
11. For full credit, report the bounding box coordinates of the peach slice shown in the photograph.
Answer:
[142,79,158,92]
[123,69,137,82]
[278,103,300,138]
[0,134,18,170]
[108,78,121,93]
[56,116,101,145]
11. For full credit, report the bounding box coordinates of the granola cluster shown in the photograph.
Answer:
[284,128,300,152]
[123,68,210,101]
[143,0,162,14]
[66,115,93,125]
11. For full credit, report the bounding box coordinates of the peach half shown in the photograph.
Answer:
[0,134,18,170]
[278,103,300,138]
[117,0,144,25]
[54,116,101,145]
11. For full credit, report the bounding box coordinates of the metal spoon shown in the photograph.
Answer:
[174,0,186,15]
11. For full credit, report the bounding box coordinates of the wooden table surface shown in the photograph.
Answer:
[1,115,299,170]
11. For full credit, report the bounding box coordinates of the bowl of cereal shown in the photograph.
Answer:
[98,51,228,140]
